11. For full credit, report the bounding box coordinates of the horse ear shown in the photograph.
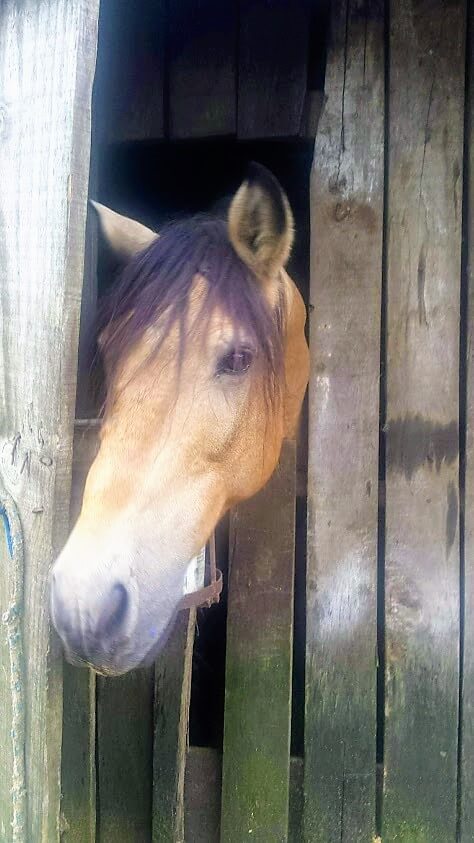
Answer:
[90,201,157,259]
[228,162,294,283]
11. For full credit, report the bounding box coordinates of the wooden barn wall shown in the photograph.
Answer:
[307,1,469,842]
[3,1,474,842]
[0,1,99,841]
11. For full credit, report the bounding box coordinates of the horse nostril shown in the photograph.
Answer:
[95,582,130,640]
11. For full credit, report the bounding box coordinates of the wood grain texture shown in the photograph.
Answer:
[153,609,196,843]
[237,0,309,138]
[61,425,99,843]
[94,0,165,144]
[97,668,154,842]
[383,2,465,840]
[305,2,384,840]
[168,0,236,139]
[0,1,99,839]
[220,441,296,843]
[183,748,303,843]
[460,2,473,840]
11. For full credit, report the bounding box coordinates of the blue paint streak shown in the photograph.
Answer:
[1,506,14,558]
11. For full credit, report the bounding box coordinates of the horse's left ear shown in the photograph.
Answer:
[228,162,294,283]
[90,201,157,260]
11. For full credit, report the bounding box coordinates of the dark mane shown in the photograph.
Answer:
[99,216,286,401]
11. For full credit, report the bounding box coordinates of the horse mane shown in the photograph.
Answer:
[99,215,286,404]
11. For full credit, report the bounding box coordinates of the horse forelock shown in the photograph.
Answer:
[98,216,286,410]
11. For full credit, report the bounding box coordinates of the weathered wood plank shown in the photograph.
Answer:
[61,425,99,842]
[0,2,99,839]
[183,748,303,843]
[0,484,26,842]
[153,609,196,842]
[305,2,384,840]
[383,2,465,840]
[97,669,154,842]
[237,0,309,138]
[94,0,165,144]
[220,441,296,842]
[461,2,474,836]
[168,0,236,139]
[184,747,222,843]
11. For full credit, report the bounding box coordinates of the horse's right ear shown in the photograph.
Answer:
[228,163,294,284]
[90,201,157,260]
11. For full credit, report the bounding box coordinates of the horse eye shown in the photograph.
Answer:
[217,347,253,376]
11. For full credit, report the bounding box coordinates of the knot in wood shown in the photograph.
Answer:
[334,201,351,222]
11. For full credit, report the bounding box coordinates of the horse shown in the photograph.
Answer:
[50,163,309,675]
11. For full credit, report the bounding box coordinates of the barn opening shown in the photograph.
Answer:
[68,1,328,838]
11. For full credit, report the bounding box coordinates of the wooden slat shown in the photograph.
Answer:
[61,426,99,842]
[183,748,303,843]
[94,0,165,144]
[305,3,384,841]
[384,1,465,840]
[168,0,236,139]
[0,2,99,839]
[220,441,296,842]
[153,610,196,842]
[184,747,222,842]
[461,5,474,838]
[97,670,154,841]
[237,0,309,139]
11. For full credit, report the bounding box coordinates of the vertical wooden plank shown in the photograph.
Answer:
[168,0,236,139]
[220,441,296,842]
[153,609,196,842]
[461,4,474,838]
[61,425,99,843]
[184,747,222,843]
[97,669,154,842]
[384,2,465,840]
[237,0,309,139]
[0,484,26,842]
[305,2,384,841]
[0,1,99,839]
[94,0,165,144]
[183,748,303,843]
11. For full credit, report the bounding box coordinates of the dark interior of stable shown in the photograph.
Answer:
[76,0,332,817]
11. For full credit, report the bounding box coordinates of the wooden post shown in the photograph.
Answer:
[61,425,99,843]
[220,441,296,842]
[305,2,384,840]
[384,1,465,840]
[0,1,99,839]
[459,3,473,840]
[153,610,197,842]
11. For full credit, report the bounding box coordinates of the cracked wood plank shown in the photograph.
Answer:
[383,1,465,840]
[221,441,296,842]
[305,2,384,840]
[0,1,99,839]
